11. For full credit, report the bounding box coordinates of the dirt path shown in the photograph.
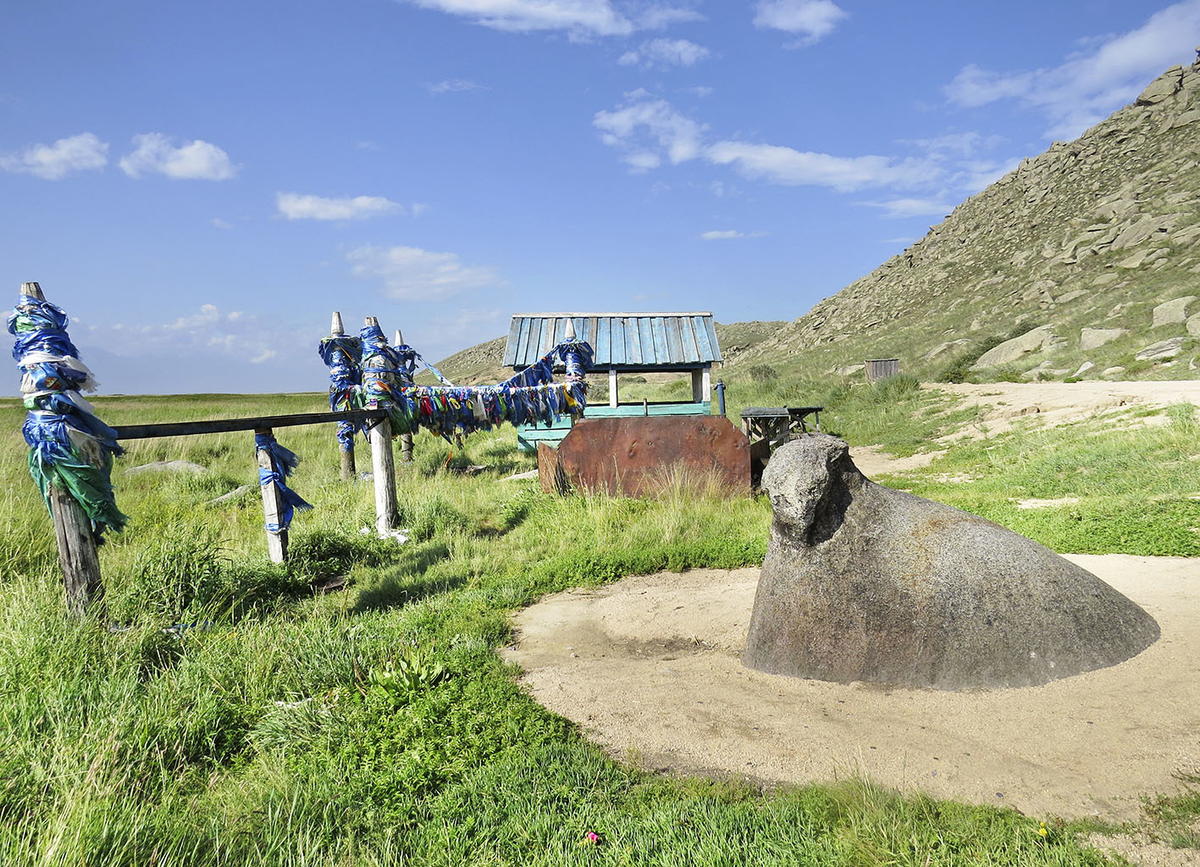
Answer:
[502,556,1200,822]
[933,380,1200,439]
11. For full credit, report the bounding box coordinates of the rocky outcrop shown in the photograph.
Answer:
[971,325,1058,369]
[743,435,1160,690]
[720,55,1200,382]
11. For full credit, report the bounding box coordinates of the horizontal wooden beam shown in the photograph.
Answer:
[113,409,387,440]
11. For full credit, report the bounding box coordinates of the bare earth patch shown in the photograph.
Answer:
[501,556,1200,823]
[934,381,1200,439]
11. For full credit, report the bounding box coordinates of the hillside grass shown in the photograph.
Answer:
[0,387,1195,865]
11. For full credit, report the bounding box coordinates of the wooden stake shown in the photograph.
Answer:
[21,282,104,615]
[370,416,398,535]
[256,428,288,563]
[49,484,105,617]
[330,310,356,481]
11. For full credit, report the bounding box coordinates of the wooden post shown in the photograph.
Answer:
[394,328,414,464]
[608,368,618,408]
[21,282,106,616]
[370,416,398,535]
[330,311,357,482]
[256,428,288,563]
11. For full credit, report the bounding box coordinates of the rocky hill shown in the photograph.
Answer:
[433,59,1200,386]
[732,58,1200,383]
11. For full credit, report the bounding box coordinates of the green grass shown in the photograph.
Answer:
[0,389,1184,865]
[888,403,1200,555]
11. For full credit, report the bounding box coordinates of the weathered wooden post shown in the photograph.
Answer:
[360,316,398,535]
[317,311,362,482]
[256,427,288,563]
[253,429,311,564]
[9,281,126,616]
[394,328,415,464]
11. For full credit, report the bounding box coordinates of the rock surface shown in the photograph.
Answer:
[123,460,210,476]
[971,325,1057,369]
[1080,327,1126,350]
[742,435,1160,690]
[1136,337,1187,361]
[1152,295,1196,328]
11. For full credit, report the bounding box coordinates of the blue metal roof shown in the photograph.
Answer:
[503,312,722,370]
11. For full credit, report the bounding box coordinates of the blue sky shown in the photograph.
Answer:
[3,0,1198,394]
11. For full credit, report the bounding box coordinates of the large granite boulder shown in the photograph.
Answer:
[743,435,1159,690]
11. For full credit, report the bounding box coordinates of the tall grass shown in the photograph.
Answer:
[0,391,1146,865]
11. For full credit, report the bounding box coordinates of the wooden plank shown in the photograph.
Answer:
[595,317,610,364]
[692,315,714,360]
[664,317,685,363]
[370,416,397,535]
[679,317,700,363]
[524,318,543,366]
[704,317,722,361]
[651,316,668,363]
[608,318,623,365]
[627,317,642,365]
[542,316,558,355]
[588,316,599,354]
[113,409,385,440]
[503,317,523,366]
[256,429,288,563]
[638,317,656,364]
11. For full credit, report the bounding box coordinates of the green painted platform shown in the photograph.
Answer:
[517,402,712,451]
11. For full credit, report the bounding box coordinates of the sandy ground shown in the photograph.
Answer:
[502,556,1200,823]
[503,383,1200,830]
[934,380,1200,439]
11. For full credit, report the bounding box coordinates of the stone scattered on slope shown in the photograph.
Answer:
[205,484,254,506]
[971,325,1057,369]
[742,435,1160,690]
[1135,337,1187,361]
[1152,295,1196,328]
[1080,327,1126,350]
[1186,313,1200,336]
[124,460,209,476]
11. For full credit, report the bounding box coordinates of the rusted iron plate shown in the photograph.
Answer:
[553,416,750,497]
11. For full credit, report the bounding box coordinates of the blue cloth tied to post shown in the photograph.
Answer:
[317,335,364,452]
[255,433,312,534]
[8,294,126,541]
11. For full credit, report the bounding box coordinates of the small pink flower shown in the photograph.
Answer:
[585,831,600,844]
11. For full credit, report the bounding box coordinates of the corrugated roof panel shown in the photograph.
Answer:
[703,318,722,362]
[665,317,684,361]
[679,317,700,363]
[504,312,721,369]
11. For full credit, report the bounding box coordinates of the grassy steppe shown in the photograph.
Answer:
[0,384,1196,865]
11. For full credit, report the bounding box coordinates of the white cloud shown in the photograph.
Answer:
[953,157,1022,194]
[169,304,220,330]
[943,0,1200,138]
[862,198,956,219]
[397,0,699,36]
[618,38,710,68]
[902,131,1004,159]
[0,132,108,180]
[119,133,238,180]
[277,193,402,221]
[753,0,847,44]
[411,202,429,217]
[699,229,766,240]
[346,244,504,300]
[594,92,946,191]
[427,78,485,93]
[593,91,707,170]
[211,217,233,230]
[688,85,714,97]
[707,141,939,191]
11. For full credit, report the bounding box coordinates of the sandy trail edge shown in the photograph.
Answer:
[501,555,1200,823]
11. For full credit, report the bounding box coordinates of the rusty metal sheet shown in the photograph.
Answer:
[550,415,750,497]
